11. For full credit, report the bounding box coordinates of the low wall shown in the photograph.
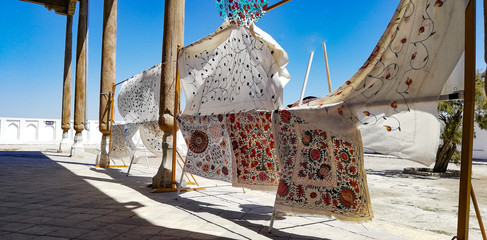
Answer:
[0,117,102,145]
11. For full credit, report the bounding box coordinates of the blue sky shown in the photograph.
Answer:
[0,0,484,121]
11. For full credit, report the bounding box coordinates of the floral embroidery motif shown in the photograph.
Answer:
[227,111,280,189]
[177,115,233,182]
[293,126,337,187]
[215,0,268,26]
[272,110,372,221]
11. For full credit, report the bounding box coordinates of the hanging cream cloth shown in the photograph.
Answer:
[179,22,290,116]
[305,0,466,166]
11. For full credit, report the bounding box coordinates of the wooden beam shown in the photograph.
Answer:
[456,0,476,239]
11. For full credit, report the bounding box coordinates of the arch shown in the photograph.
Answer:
[6,122,20,141]
[25,124,38,141]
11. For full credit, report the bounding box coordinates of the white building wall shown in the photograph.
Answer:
[0,117,102,145]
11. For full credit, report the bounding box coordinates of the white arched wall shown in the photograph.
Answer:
[0,118,102,145]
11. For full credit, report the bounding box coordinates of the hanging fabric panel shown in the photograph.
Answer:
[179,22,290,116]
[272,108,372,221]
[227,111,280,190]
[177,115,233,182]
[215,0,268,26]
[118,64,161,123]
[305,0,465,166]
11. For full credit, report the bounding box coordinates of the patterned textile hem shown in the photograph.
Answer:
[273,204,373,222]
[231,183,278,191]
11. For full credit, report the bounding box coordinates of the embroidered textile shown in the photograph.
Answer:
[272,108,372,221]
[215,0,268,26]
[109,124,137,158]
[179,22,290,116]
[118,64,161,123]
[177,115,233,182]
[306,0,465,165]
[139,122,165,157]
[227,111,280,190]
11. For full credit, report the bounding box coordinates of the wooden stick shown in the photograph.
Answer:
[322,42,332,93]
[265,0,292,12]
[298,51,314,106]
[457,0,476,239]
[471,184,487,240]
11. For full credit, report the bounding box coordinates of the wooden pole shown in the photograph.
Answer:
[152,0,184,189]
[265,0,292,12]
[298,51,314,106]
[471,184,487,240]
[59,15,73,153]
[74,0,88,137]
[456,0,475,239]
[99,0,117,134]
[158,0,184,132]
[322,42,332,93]
[171,45,181,189]
[61,15,73,134]
[98,0,117,167]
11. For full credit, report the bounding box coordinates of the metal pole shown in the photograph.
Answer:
[298,51,314,106]
[456,0,476,239]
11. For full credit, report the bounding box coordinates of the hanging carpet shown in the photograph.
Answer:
[272,108,372,221]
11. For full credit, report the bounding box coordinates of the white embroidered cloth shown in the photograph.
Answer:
[307,0,465,166]
[118,64,161,123]
[179,22,290,115]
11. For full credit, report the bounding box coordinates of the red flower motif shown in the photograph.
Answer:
[323,193,331,205]
[418,26,425,35]
[363,111,370,116]
[345,80,351,85]
[385,126,392,131]
[435,0,443,7]
[385,73,391,79]
[411,52,417,60]
[338,108,344,115]
[309,192,317,199]
[400,37,407,43]
[340,188,355,207]
[390,101,398,109]
[406,77,413,86]
[281,110,291,122]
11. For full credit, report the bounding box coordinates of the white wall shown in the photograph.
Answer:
[473,124,487,159]
[0,117,102,145]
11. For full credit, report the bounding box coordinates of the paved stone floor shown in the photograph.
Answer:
[0,150,474,239]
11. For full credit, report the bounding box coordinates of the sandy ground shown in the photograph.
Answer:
[362,154,487,240]
[1,144,486,239]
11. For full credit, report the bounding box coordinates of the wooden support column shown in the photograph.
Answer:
[72,0,88,156]
[158,0,184,132]
[153,0,184,189]
[98,0,117,167]
[456,0,476,239]
[59,15,73,153]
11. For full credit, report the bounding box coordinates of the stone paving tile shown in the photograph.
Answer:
[0,214,30,223]
[75,220,110,230]
[63,213,101,221]
[128,226,164,235]
[36,236,70,240]
[19,225,63,235]
[1,232,40,240]
[0,222,35,232]
[76,229,120,240]
[46,227,90,238]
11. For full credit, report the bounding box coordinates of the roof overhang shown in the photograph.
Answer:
[20,0,77,16]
